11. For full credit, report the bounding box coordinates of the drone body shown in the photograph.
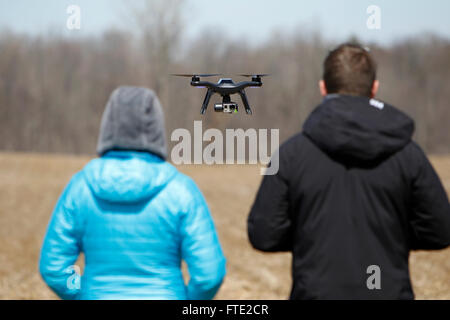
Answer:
[173,74,268,114]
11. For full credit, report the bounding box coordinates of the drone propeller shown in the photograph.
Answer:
[172,73,222,77]
[238,74,271,78]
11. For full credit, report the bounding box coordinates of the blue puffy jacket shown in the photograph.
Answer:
[39,150,226,300]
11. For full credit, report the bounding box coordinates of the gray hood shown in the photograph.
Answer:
[97,86,167,159]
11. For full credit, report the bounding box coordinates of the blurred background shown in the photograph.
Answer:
[1,0,450,153]
[0,0,449,299]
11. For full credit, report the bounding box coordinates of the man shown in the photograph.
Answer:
[40,86,226,299]
[248,43,450,299]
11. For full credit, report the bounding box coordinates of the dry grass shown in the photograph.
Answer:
[0,152,449,299]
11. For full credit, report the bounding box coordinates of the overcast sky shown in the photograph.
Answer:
[1,0,449,45]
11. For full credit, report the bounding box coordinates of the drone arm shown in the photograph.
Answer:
[191,81,218,89]
[200,88,214,114]
[234,81,262,91]
[239,90,252,115]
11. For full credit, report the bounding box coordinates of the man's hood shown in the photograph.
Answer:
[83,151,177,203]
[303,94,415,163]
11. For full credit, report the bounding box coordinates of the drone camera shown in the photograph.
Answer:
[214,102,238,113]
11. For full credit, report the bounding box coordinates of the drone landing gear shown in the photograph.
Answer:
[200,88,214,114]
[238,90,253,115]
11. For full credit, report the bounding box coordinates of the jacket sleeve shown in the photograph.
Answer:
[248,150,292,252]
[180,178,226,300]
[39,173,83,300]
[409,143,450,250]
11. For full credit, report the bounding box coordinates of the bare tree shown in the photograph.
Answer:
[126,0,185,97]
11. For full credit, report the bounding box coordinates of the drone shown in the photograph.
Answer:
[173,74,269,115]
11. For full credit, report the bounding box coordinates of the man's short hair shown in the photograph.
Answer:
[323,43,377,97]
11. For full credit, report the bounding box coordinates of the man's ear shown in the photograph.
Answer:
[371,80,379,98]
[319,80,327,96]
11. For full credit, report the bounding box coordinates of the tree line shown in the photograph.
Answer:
[0,2,449,155]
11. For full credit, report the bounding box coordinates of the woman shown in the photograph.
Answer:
[39,86,226,299]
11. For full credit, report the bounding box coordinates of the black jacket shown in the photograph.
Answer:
[248,94,450,300]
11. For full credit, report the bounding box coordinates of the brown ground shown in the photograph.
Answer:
[0,152,449,299]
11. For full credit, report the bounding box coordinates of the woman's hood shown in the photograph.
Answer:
[83,151,177,203]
